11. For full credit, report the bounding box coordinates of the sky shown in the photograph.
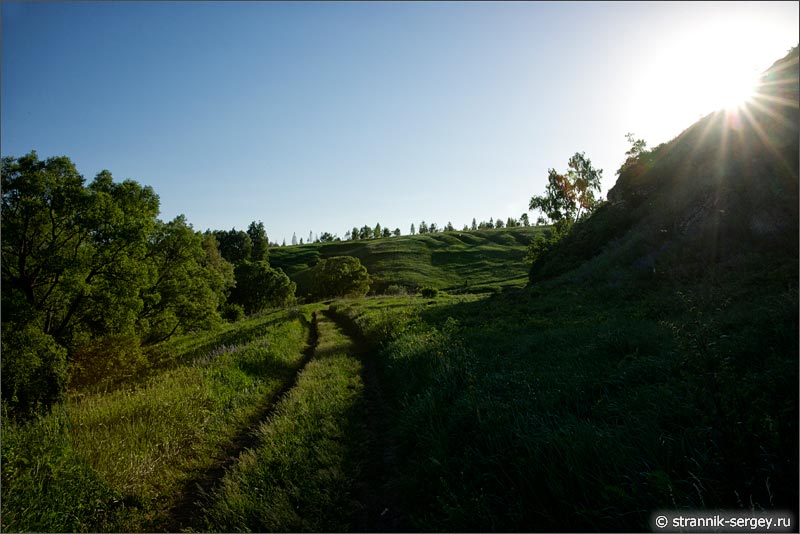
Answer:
[2,1,798,244]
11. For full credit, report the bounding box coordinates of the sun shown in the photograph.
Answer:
[628,11,785,142]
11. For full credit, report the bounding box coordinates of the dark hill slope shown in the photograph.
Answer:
[270,226,545,296]
[530,46,799,286]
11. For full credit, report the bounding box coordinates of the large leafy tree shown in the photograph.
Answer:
[1,152,236,415]
[139,216,234,344]
[229,261,295,314]
[309,256,371,300]
[1,153,159,345]
[529,152,603,225]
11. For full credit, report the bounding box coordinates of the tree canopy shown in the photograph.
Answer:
[1,152,237,415]
[529,151,603,225]
[309,256,371,300]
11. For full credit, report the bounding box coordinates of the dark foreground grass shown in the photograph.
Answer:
[1,308,314,532]
[201,315,368,532]
[330,270,798,531]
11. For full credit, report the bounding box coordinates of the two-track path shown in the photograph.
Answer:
[162,307,403,532]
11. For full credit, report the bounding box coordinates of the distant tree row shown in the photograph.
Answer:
[279,212,540,247]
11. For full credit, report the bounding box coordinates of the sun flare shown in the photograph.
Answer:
[629,12,787,142]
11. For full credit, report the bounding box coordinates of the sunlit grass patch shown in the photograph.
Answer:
[2,309,312,532]
[202,317,367,532]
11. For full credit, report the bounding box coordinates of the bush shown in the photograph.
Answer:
[69,334,148,390]
[385,284,408,296]
[420,287,439,298]
[309,256,371,300]
[221,303,245,322]
[1,323,68,418]
[229,261,296,314]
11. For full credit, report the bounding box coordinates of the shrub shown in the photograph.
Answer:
[1,323,68,418]
[229,261,296,314]
[221,303,245,322]
[309,256,371,300]
[69,334,148,390]
[420,287,439,298]
[385,284,408,296]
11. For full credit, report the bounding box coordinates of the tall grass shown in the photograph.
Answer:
[2,310,311,532]
[329,278,798,531]
[202,316,367,532]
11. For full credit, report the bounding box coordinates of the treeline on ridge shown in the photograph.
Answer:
[284,213,535,246]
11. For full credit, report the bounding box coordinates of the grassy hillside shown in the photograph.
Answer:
[530,47,799,286]
[270,226,546,296]
[3,48,796,534]
[307,48,799,531]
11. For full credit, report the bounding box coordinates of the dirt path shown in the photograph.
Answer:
[162,312,320,532]
[322,307,405,532]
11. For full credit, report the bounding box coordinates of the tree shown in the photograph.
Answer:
[471,218,478,231]
[520,213,530,227]
[309,256,371,299]
[529,151,603,225]
[319,231,336,242]
[214,228,252,264]
[1,155,160,344]
[429,222,438,233]
[507,217,517,227]
[410,223,416,235]
[247,221,269,262]
[359,225,373,240]
[419,221,429,234]
[308,231,313,243]
[291,232,298,246]
[382,227,392,238]
[1,153,161,413]
[445,221,454,232]
[393,228,401,237]
[139,216,233,344]
[495,218,504,229]
[300,238,304,245]
[229,261,295,315]
[374,222,382,239]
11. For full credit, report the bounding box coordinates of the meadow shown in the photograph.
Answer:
[270,226,546,296]
[3,226,797,532]
[3,46,797,534]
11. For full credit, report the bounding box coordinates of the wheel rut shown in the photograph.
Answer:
[322,307,405,532]
[162,311,320,532]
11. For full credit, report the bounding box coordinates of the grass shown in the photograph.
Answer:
[201,315,368,532]
[1,307,314,532]
[269,226,546,296]
[326,270,798,531]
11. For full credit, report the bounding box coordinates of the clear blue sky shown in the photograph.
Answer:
[2,1,797,244]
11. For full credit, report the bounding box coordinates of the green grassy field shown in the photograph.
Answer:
[3,253,796,532]
[3,49,796,532]
[269,226,546,296]
[1,307,318,532]
[325,270,798,531]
